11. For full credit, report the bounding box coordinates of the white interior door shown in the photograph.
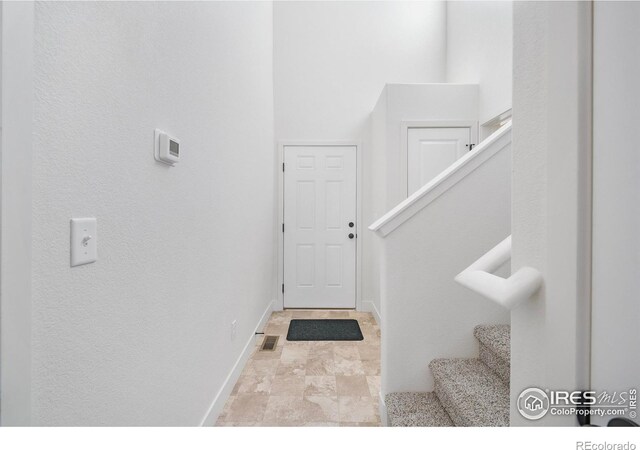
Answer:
[283,146,357,309]
[407,127,471,196]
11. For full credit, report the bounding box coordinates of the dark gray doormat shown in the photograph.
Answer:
[286,319,364,341]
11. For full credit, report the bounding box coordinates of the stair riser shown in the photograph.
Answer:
[430,358,510,427]
[479,343,510,385]
[473,325,511,362]
[434,379,468,427]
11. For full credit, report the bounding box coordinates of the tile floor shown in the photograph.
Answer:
[216,309,381,427]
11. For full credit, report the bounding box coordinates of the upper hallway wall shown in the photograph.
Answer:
[274,1,447,142]
[446,1,513,129]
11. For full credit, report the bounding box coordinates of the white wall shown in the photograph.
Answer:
[274,1,447,317]
[30,1,274,425]
[446,1,513,128]
[377,134,511,394]
[590,1,640,426]
[364,84,478,315]
[376,84,478,212]
[1,1,34,425]
[273,1,447,142]
[511,1,592,426]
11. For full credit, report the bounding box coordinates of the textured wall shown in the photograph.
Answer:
[1,1,35,425]
[591,1,640,426]
[364,84,478,317]
[31,1,274,425]
[511,1,592,425]
[446,1,513,126]
[510,1,548,422]
[273,1,446,142]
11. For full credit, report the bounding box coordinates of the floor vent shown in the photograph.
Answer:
[260,335,279,351]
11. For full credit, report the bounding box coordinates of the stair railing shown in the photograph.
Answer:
[454,236,542,310]
[370,120,512,237]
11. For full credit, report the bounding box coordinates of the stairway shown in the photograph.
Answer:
[385,324,510,427]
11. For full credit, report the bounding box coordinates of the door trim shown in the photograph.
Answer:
[400,120,479,198]
[277,141,362,311]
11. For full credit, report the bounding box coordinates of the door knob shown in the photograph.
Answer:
[348,222,354,228]
[348,233,354,239]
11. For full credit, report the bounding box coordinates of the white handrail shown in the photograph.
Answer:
[454,236,542,310]
[369,120,512,237]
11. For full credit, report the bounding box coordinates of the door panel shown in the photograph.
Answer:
[284,146,357,309]
[296,181,315,229]
[295,245,315,287]
[407,127,471,196]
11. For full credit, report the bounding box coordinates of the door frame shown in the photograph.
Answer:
[400,120,478,198]
[276,141,362,311]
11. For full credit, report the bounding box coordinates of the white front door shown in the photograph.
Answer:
[283,146,357,309]
[407,127,471,196]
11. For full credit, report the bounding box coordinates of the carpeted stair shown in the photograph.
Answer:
[385,324,510,427]
[474,324,510,385]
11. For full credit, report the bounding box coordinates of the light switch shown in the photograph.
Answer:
[70,218,97,267]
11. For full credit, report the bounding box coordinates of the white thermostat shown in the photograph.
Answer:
[154,129,180,165]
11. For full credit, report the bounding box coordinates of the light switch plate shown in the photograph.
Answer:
[70,218,97,267]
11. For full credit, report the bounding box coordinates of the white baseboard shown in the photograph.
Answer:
[379,390,389,427]
[361,300,381,325]
[367,302,386,426]
[199,299,274,426]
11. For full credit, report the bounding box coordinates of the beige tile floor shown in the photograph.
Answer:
[216,309,381,427]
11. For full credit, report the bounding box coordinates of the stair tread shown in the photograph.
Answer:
[430,358,509,427]
[474,324,510,362]
[385,392,454,427]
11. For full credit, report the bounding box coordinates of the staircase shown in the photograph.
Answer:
[385,324,510,427]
